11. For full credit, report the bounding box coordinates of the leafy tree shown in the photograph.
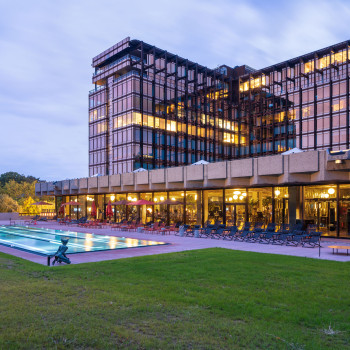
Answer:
[0,172,39,186]
[20,197,40,215]
[0,194,19,212]
[1,180,37,204]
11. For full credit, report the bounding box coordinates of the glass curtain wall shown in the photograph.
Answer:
[203,190,223,224]
[70,195,78,219]
[169,191,184,224]
[248,188,273,226]
[224,189,247,228]
[114,193,127,222]
[86,195,94,219]
[274,187,289,227]
[153,192,167,223]
[339,185,350,237]
[126,193,139,221]
[140,192,153,223]
[77,195,87,219]
[303,185,337,235]
[186,190,202,225]
[96,195,105,220]
[105,194,116,221]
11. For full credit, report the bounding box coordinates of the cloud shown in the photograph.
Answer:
[0,0,349,180]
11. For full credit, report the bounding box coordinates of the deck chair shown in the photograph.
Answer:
[222,226,238,240]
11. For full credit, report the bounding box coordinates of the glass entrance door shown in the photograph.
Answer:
[304,199,337,235]
[225,204,246,228]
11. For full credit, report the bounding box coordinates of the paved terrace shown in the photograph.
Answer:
[0,221,349,266]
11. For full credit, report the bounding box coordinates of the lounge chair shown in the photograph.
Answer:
[234,227,251,241]
[210,226,227,239]
[254,223,276,243]
[222,226,238,240]
[302,232,321,248]
[271,233,289,245]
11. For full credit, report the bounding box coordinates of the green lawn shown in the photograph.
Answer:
[0,249,349,350]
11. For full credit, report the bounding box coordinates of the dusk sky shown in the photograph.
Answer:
[1,0,350,181]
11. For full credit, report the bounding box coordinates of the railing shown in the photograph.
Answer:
[89,85,106,94]
[114,70,148,83]
[93,54,145,76]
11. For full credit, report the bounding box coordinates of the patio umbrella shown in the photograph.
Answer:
[111,200,130,205]
[157,199,183,205]
[62,201,83,206]
[30,201,53,215]
[91,201,97,218]
[58,204,65,216]
[30,201,53,206]
[106,200,113,218]
[127,199,155,205]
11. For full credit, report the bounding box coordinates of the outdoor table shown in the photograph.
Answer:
[328,245,350,255]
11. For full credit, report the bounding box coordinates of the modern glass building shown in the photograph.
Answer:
[89,37,350,177]
[36,38,350,239]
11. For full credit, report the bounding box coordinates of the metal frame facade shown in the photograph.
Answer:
[88,38,350,176]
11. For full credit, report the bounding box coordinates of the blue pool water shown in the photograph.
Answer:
[0,226,167,256]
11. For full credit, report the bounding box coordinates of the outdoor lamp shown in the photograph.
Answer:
[275,190,281,196]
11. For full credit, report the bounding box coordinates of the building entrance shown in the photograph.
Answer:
[225,204,246,228]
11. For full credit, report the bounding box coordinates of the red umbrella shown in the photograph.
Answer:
[106,200,113,218]
[58,204,65,215]
[30,201,53,206]
[111,200,130,205]
[127,199,155,205]
[91,201,97,218]
[62,201,83,206]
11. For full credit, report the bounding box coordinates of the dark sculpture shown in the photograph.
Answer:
[52,238,71,265]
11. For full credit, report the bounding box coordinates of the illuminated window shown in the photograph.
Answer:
[304,61,314,74]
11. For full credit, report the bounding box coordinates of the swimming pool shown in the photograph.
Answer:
[0,226,167,263]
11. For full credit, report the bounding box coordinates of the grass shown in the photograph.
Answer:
[0,248,349,350]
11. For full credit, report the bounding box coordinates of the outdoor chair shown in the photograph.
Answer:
[302,232,321,248]
[111,219,127,230]
[210,226,227,239]
[271,233,289,245]
[246,230,263,243]
[255,223,276,243]
[222,226,238,240]
[198,226,214,238]
[258,231,276,244]
[159,224,176,235]
[239,222,251,233]
[278,223,291,234]
[286,232,308,246]
[145,222,161,234]
[199,222,220,238]
[234,227,251,241]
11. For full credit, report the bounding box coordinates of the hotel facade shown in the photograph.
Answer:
[36,38,350,238]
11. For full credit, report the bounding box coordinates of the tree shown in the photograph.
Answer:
[0,172,39,187]
[20,197,40,215]
[1,180,37,203]
[0,194,19,212]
